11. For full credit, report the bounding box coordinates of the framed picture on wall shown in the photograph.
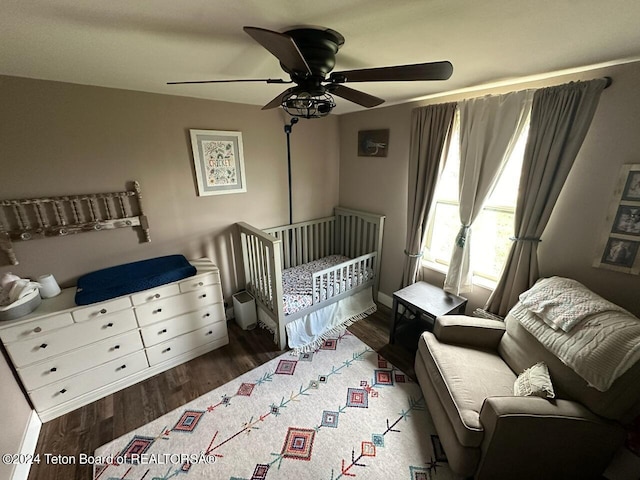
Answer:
[593,163,640,274]
[601,238,639,268]
[358,129,389,157]
[190,129,247,196]
[611,205,640,236]
[622,170,640,201]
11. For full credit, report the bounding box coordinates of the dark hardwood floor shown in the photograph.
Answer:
[27,303,415,480]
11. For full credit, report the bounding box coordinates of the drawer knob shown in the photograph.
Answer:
[204,313,210,318]
[163,347,171,353]
[154,293,161,299]
[206,330,213,335]
[60,388,67,394]
[198,282,204,286]
[33,327,42,333]
[106,322,114,328]
[153,308,163,314]
[50,367,57,372]
[121,365,127,369]
[40,343,48,349]
[200,294,207,299]
[100,308,108,314]
[161,329,167,334]
[114,345,120,350]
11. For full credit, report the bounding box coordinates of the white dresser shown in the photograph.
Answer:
[0,258,228,422]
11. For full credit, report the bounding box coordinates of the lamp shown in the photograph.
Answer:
[282,90,336,119]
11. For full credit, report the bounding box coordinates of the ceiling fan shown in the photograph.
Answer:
[168,26,453,118]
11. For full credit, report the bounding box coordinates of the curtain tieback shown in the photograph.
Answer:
[404,250,424,258]
[456,225,471,248]
[509,236,542,242]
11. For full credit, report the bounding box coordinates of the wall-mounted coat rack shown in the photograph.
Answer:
[0,181,150,265]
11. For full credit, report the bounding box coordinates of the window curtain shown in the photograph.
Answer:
[401,102,457,288]
[443,90,533,295]
[485,78,608,316]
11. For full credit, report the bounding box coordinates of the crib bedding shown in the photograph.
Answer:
[282,254,372,316]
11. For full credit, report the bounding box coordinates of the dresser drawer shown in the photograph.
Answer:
[140,303,225,347]
[17,330,144,391]
[30,351,148,412]
[130,284,181,306]
[135,286,221,327]
[0,313,74,344]
[72,296,132,323]
[179,272,221,293]
[145,322,227,366]
[6,309,138,367]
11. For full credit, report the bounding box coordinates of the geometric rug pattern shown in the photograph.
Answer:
[94,331,454,479]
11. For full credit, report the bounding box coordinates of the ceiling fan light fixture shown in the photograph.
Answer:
[281,90,336,119]
[169,27,454,116]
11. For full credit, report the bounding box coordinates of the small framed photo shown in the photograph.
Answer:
[190,130,246,196]
[601,238,639,268]
[358,129,389,157]
[622,170,640,201]
[594,163,640,274]
[611,205,640,236]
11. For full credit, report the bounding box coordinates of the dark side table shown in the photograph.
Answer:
[389,281,467,349]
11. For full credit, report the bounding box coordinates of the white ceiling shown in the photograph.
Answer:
[2,0,640,114]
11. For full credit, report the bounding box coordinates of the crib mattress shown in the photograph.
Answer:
[75,255,197,305]
[282,255,372,316]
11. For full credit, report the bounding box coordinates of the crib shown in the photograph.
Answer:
[237,207,385,350]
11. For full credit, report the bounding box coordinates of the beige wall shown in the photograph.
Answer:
[0,75,339,294]
[336,104,412,297]
[339,61,640,315]
[0,351,32,479]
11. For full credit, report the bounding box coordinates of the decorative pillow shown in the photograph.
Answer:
[514,362,555,399]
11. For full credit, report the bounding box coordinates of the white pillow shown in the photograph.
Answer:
[514,362,555,399]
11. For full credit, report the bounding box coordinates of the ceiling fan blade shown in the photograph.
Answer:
[327,84,384,108]
[167,78,290,85]
[244,26,311,75]
[331,61,453,83]
[261,88,294,110]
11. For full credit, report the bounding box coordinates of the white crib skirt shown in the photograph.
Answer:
[285,287,377,352]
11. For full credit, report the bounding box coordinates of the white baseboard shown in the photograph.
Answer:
[377,291,392,309]
[12,411,41,480]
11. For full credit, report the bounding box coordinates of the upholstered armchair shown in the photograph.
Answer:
[415,287,640,479]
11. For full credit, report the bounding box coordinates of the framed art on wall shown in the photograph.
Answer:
[611,205,640,236]
[601,238,639,268]
[594,164,640,274]
[358,129,389,157]
[190,129,247,196]
[621,170,640,201]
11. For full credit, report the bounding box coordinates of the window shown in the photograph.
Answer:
[423,111,530,283]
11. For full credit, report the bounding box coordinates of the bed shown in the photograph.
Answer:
[237,207,385,351]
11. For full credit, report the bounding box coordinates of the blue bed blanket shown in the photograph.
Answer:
[75,255,196,305]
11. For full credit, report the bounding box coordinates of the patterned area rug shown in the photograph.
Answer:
[94,332,454,480]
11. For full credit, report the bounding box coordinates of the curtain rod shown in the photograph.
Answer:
[413,76,613,107]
